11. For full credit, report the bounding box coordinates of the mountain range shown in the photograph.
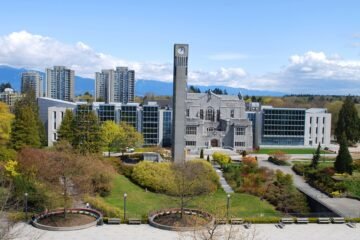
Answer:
[0,65,285,96]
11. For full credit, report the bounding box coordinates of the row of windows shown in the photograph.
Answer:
[186,126,197,135]
[310,117,326,124]
[235,142,245,147]
[264,109,305,115]
[235,127,245,135]
[263,130,304,136]
[186,141,196,146]
[309,127,325,135]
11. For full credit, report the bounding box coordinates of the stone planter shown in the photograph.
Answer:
[32,208,103,231]
[148,208,214,231]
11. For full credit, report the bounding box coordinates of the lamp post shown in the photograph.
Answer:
[24,192,28,221]
[226,194,231,219]
[123,193,127,222]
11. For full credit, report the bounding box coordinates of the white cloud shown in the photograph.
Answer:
[0,31,248,86]
[1,31,360,94]
[257,51,360,94]
[209,53,248,61]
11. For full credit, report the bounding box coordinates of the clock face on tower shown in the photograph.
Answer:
[177,47,185,55]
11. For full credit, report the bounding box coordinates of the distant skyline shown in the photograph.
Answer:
[0,0,360,94]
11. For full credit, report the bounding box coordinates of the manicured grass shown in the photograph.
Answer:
[255,148,329,154]
[103,174,280,218]
[291,161,334,169]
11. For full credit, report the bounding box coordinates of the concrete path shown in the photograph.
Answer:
[10,223,360,240]
[256,155,360,218]
[213,164,234,193]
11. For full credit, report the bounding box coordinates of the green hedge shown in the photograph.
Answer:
[131,160,219,195]
[84,195,122,217]
[268,156,290,166]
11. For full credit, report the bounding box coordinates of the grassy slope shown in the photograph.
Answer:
[103,174,280,218]
[256,148,329,154]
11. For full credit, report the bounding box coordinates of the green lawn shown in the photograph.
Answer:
[103,174,280,218]
[255,148,329,154]
[291,161,334,169]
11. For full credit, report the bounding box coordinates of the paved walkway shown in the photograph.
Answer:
[10,223,360,240]
[256,156,360,218]
[213,165,234,193]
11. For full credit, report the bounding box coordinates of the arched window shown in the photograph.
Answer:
[205,107,214,121]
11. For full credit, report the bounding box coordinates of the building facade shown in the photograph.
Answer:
[142,102,159,146]
[304,108,331,146]
[46,66,75,101]
[21,71,43,98]
[185,92,253,152]
[95,67,135,103]
[0,88,24,107]
[249,106,332,147]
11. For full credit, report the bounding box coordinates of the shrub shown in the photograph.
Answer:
[131,160,219,195]
[268,156,290,166]
[200,149,204,159]
[84,195,122,217]
[292,164,306,176]
[352,159,360,171]
[131,162,174,193]
[212,152,231,166]
[118,162,134,178]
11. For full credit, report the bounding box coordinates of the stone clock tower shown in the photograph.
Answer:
[172,44,189,163]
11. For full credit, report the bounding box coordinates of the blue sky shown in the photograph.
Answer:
[0,0,360,94]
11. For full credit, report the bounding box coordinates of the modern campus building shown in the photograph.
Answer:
[21,71,43,98]
[95,67,135,104]
[38,97,332,149]
[185,91,253,152]
[0,88,24,107]
[46,66,75,102]
[38,97,162,147]
[247,106,332,148]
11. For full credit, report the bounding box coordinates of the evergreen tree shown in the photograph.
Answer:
[73,106,102,155]
[10,105,41,150]
[200,148,204,159]
[311,143,321,169]
[334,134,353,174]
[57,109,75,144]
[335,96,360,144]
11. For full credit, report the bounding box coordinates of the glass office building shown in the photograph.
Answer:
[120,105,138,129]
[142,105,159,146]
[97,104,116,122]
[261,107,306,145]
[162,110,172,147]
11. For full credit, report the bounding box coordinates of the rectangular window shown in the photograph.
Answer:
[322,137,324,144]
[53,133,57,141]
[230,109,234,118]
[322,127,324,134]
[200,109,203,119]
[236,127,245,135]
[316,117,319,124]
[235,142,245,147]
[53,111,56,119]
[310,117,312,124]
[186,126,197,135]
[54,121,57,130]
[323,117,325,124]
[316,127,318,134]
[309,128,311,134]
[186,141,196,146]
[186,109,189,117]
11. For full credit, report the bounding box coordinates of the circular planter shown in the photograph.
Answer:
[148,208,214,231]
[32,208,103,231]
